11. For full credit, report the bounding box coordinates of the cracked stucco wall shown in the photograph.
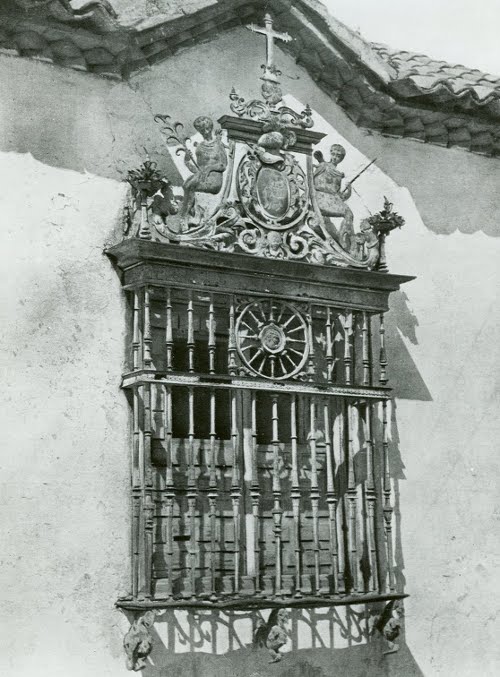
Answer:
[0,26,499,677]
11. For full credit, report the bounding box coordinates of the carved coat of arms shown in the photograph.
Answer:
[124,14,404,271]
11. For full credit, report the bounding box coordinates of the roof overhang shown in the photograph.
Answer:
[2,0,500,156]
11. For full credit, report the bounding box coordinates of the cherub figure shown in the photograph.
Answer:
[150,178,179,224]
[354,217,379,260]
[254,608,290,663]
[176,116,227,230]
[266,231,286,258]
[313,144,354,252]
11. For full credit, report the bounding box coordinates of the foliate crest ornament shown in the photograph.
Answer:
[123,13,405,271]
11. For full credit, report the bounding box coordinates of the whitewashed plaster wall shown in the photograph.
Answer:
[0,24,499,677]
[0,152,131,677]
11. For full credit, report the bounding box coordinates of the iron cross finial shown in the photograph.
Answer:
[247,13,292,81]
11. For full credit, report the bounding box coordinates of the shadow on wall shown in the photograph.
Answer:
[356,132,500,239]
[391,401,408,595]
[382,287,432,592]
[135,607,425,677]
[386,291,432,402]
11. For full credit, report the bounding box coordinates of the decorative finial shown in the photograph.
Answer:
[367,197,405,272]
[126,160,164,240]
[230,13,310,123]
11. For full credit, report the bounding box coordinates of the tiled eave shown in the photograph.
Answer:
[2,0,500,157]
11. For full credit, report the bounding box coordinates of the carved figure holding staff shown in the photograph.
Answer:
[313,143,355,250]
[313,145,376,254]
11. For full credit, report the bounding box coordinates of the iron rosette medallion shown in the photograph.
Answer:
[236,299,309,380]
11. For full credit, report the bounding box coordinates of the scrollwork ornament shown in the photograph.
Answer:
[285,231,310,259]
[238,225,266,256]
[229,88,270,121]
[275,103,314,129]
